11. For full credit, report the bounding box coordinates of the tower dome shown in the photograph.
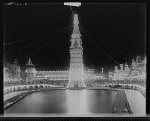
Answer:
[25,58,36,81]
[25,67,36,76]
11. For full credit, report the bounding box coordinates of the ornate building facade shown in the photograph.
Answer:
[3,60,21,81]
[111,56,146,81]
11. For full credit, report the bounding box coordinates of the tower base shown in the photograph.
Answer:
[66,80,86,89]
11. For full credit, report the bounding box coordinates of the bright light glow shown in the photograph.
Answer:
[64,2,81,7]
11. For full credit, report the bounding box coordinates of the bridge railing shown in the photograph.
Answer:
[89,79,146,87]
[86,79,146,97]
[4,83,66,102]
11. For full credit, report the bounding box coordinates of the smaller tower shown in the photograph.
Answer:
[25,58,36,82]
[131,58,136,70]
[120,64,123,70]
[13,59,21,80]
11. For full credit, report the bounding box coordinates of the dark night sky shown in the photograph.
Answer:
[3,3,146,73]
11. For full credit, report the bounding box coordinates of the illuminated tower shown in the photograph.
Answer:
[67,14,86,88]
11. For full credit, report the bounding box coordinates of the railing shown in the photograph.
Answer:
[4,78,146,100]
[85,78,146,97]
[4,83,66,103]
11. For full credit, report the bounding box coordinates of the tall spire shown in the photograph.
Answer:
[73,14,80,34]
[26,57,34,66]
[67,14,86,88]
[70,14,82,48]
[14,58,19,67]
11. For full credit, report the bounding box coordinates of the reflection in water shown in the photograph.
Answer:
[65,89,89,114]
[5,90,117,115]
[85,90,117,113]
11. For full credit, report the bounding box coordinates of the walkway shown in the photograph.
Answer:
[121,89,146,116]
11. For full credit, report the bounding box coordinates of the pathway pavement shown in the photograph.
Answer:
[121,89,146,116]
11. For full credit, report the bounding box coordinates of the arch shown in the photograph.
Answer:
[121,84,124,88]
[113,84,122,88]
[125,85,130,89]
[17,87,21,91]
[29,86,33,90]
[13,87,16,92]
[108,84,112,87]
[4,89,7,95]
[134,86,137,90]
[23,86,27,90]
[131,86,133,89]
[7,89,9,94]
[34,85,38,90]
[9,88,12,93]
[39,85,43,89]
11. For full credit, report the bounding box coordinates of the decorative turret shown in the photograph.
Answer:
[109,70,114,79]
[14,58,20,67]
[25,57,36,82]
[125,62,128,71]
[70,14,82,50]
[131,58,135,67]
[120,64,123,70]
[26,57,34,66]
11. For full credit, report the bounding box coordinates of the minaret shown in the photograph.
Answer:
[67,14,86,88]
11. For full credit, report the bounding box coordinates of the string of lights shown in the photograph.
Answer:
[80,27,120,65]
[79,25,134,58]
[3,25,72,46]
[5,25,72,55]
[17,25,72,62]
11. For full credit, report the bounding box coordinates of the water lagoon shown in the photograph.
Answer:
[5,88,146,116]
[5,89,117,115]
